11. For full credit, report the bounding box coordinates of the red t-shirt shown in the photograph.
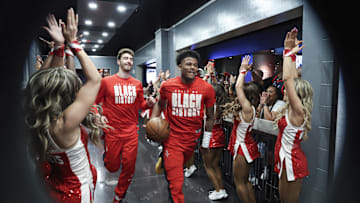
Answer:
[160,77,216,143]
[95,74,147,140]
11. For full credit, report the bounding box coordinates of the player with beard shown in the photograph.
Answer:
[95,48,156,203]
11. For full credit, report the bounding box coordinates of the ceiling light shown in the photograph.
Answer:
[81,39,87,42]
[94,44,99,48]
[85,20,92,25]
[88,2,98,9]
[83,31,89,36]
[92,49,97,52]
[108,21,115,28]
[102,32,108,37]
[97,39,103,43]
[117,5,126,12]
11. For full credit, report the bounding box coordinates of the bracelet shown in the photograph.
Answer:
[53,44,65,57]
[48,47,54,56]
[65,48,74,56]
[283,49,296,62]
[240,70,247,74]
[68,40,83,54]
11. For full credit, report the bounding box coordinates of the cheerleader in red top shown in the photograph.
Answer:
[24,8,105,203]
[227,55,260,203]
[274,28,313,203]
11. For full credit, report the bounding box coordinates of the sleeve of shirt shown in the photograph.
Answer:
[95,78,105,105]
[204,83,216,108]
[137,82,149,110]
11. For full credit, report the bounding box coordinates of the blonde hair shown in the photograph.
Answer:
[274,78,313,133]
[24,68,104,161]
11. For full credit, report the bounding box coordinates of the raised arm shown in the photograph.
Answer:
[282,28,305,123]
[61,8,102,131]
[43,14,65,68]
[235,55,254,122]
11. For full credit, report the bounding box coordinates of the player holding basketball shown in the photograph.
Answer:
[94,48,156,203]
[151,50,216,203]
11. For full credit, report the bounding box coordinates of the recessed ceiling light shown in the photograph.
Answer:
[83,31,89,36]
[102,32,108,37]
[88,2,98,9]
[92,49,96,52]
[85,20,92,25]
[94,44,99,48]
[117,5,126,12]
[81,39,87,42]
[108,21,115,27]
[97,39,103,43]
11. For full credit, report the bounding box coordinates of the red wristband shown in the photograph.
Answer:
[65,48,74,56]
[68,40,83,54]
[283,49,296,62]
[240,70,247,74]
[53,44,65,57]
[48,47,54,56]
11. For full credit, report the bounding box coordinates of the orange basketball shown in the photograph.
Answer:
[145,117,170,142]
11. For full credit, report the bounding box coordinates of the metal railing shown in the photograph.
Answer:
[220,119,281,203]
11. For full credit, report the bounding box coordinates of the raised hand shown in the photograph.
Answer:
[43,14,65,45]
[61,8,79,42]
[284,27,304,54]
[240,55,252,72]
[39,37,55,49]
[165,69,170,80]
[229,74,236,85]
[206,61,214,75]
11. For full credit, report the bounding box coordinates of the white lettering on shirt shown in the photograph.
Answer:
[171,90,202,117]
[114,84,137,104]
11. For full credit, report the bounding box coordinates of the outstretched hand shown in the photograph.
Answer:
[240,55,252,72]
[43,14,65,45]
[61,8,79,42]
[284,27,304,55]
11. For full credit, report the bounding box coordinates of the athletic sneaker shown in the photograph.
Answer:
[184,164,197,178]
[208,189,228,200]
[113,195,123,203]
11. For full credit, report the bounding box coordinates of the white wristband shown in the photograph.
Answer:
[201,131,212,148]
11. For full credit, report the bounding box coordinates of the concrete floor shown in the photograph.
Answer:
[88,118,241,203]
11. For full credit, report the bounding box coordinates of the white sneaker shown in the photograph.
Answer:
[104,176,118,185]
[184,165,197,178]
[208,189,228,200]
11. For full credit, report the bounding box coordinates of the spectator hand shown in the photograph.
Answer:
[229,74,236,85]
[43,14,65,45]
[260,92,269,105]
[240,55,252,72]
[165,69,170,80]
[61,8,78,42]
[146,97,156,108]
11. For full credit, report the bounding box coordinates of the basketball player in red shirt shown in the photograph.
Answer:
[95,48,156,203]
[151,50,216,203]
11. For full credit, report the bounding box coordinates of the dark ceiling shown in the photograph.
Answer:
[38,0,211,56]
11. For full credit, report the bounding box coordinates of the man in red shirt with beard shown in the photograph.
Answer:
[151,50,216,203]
[95,48,155,203]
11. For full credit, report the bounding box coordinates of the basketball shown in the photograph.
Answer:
[145,117,170,142]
